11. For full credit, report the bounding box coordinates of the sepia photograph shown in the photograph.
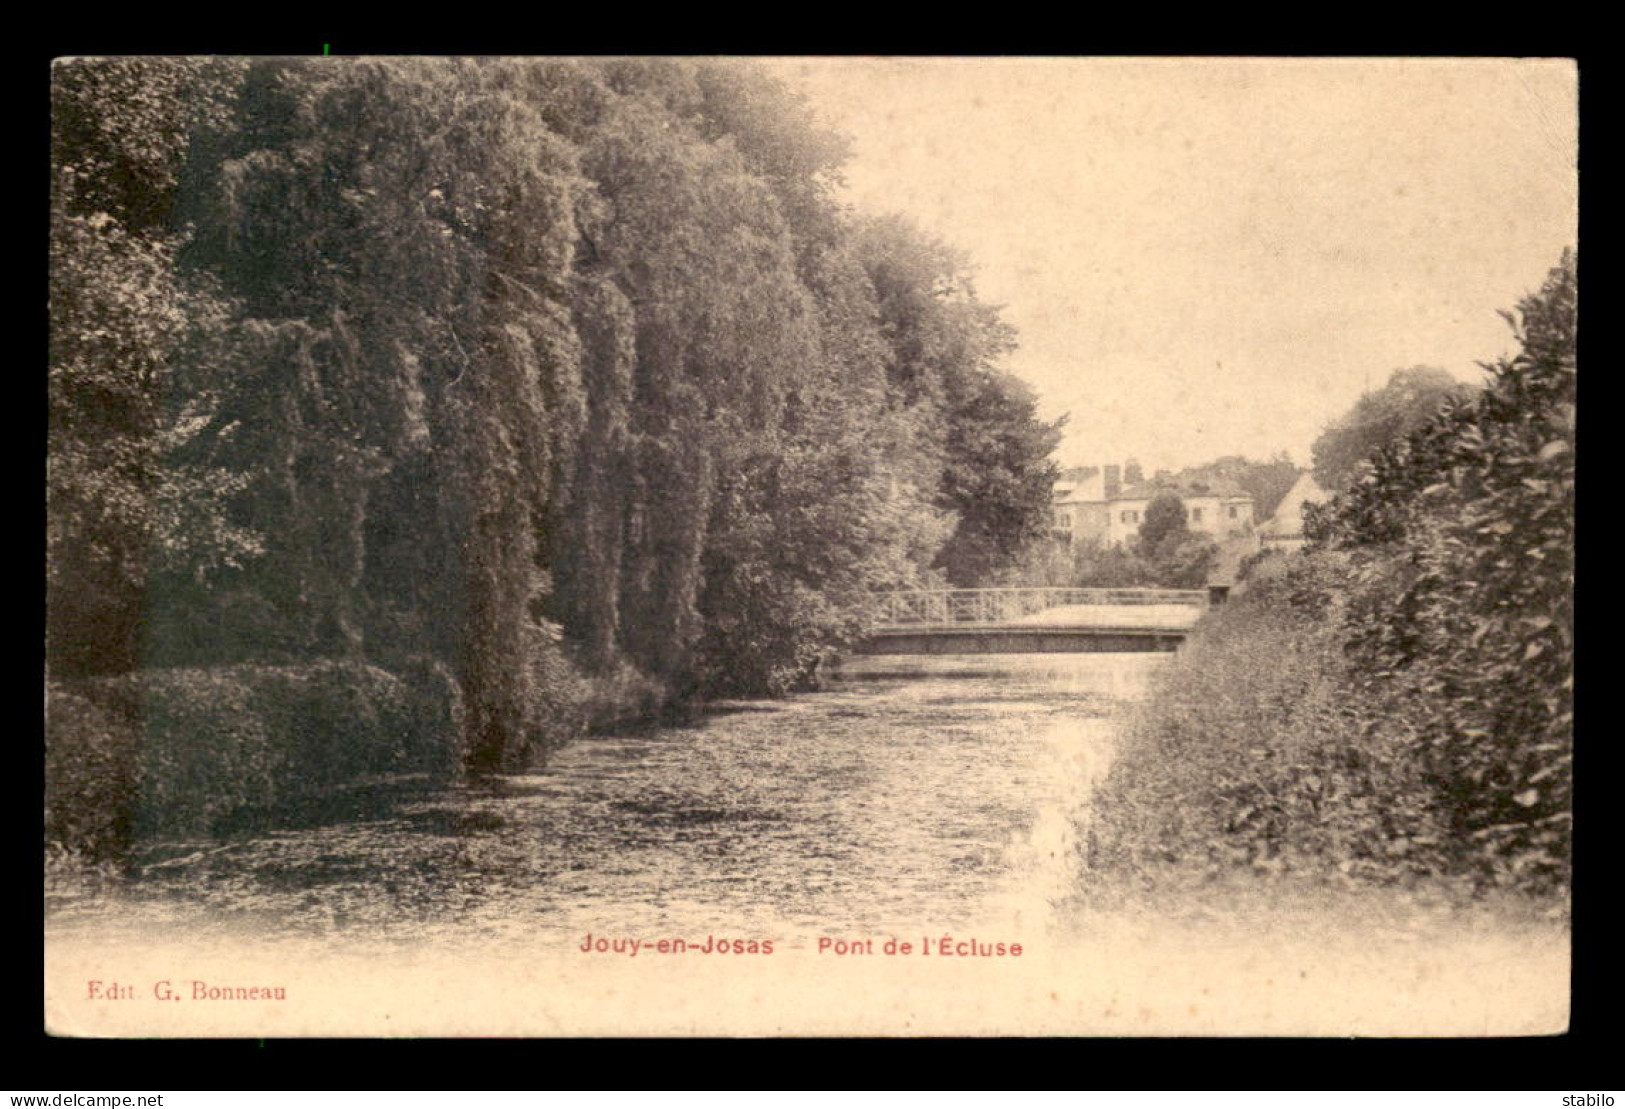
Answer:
[45,55,1576,1037]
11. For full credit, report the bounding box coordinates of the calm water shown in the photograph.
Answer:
[47,654,1164,955]
[46,651,1573,1036]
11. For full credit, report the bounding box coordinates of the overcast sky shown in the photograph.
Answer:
[762,57,1577,474]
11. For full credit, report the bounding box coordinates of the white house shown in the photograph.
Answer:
[1052,465,1117,544]
[1053,465,1255,549]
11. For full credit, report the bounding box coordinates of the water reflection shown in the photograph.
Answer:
[832,652,1163,698]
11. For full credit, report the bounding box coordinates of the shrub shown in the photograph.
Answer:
[578,657,673,732]
[1308,253,1574,895]
[1087,535,1566,900]
[518,624,593,767]
[1088,555,1456,891]
[45,660,462,858]
[44,682,141,860]
[1071,539,1155,587]
[1149,534,1218,589]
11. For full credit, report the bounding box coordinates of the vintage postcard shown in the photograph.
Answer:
[45,55,1576,1037]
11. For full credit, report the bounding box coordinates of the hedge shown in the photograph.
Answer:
[45,658,462,858]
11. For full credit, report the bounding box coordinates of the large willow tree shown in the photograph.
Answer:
[50,57,1063,770]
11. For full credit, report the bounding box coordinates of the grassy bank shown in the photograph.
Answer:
[1083,551,1569,910]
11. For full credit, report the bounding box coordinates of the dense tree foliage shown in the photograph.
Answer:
[49,59,258,676]
[1178,453,1300,521]
[1125,495,1214,587]
[1006,530,1217,592]
[48,57,1061,794]
[1311,366,1481,492]
[852,214,1062,586]
[1137,493,1188,556]
[1305,252,1576,893]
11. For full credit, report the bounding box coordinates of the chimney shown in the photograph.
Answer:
[1104,464,1121,500]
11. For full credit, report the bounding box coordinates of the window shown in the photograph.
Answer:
[1121,510,1138,524]
[1191,508,1204,523]
[1228,505,1239,518]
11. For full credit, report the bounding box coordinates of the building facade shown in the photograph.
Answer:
[1052,465,1255,548]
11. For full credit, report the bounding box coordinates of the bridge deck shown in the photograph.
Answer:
[1002,602,1203,630]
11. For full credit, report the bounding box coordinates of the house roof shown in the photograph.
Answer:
[1258,472,1330,535]
[1056,465,1102,484]
[1053,467,1254,506]
[1053,486,1103,505]
[1115,475,1250,502]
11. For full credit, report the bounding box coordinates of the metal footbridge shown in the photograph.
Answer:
[860,587,1210,654]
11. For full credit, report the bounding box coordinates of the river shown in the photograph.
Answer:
[46,653,1162,956]
[45,650,1571,1036]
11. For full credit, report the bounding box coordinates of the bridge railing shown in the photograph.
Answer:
[871,587,1209,629]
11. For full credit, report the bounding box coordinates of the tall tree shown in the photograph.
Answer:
[936,371,1064,584]
[1311,366,1480,491]
[855,215,1060,586]
[178,58,590,768]
[49,58,258,677]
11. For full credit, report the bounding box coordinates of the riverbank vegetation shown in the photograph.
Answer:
[1086,253,1575,905]
[48,58,1061,858]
